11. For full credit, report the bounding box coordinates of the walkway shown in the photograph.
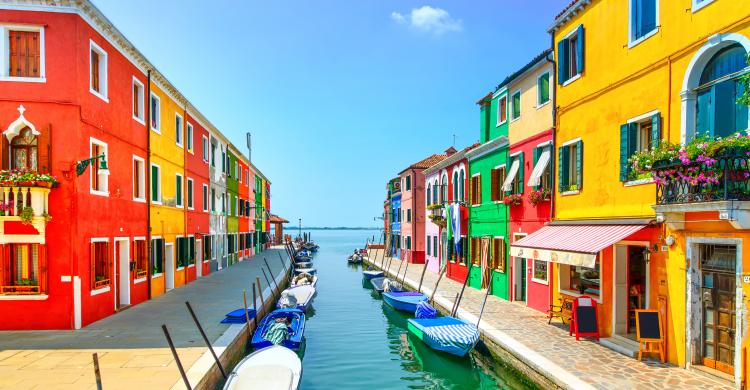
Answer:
[0,248,289,390]
[368,250,732,390]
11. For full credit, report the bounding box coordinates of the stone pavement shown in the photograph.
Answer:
[368,250,733,390]
[0,248,290,390]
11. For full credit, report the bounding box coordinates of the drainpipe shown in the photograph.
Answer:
[146,69,152,299]
[183,104,188,283]
[546,35,557,309]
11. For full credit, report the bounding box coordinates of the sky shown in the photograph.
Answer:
[92,0,570,227]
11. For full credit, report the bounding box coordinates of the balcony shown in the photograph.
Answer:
[0,185,51,244]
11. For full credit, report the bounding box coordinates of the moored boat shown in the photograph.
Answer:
[347,254,362,264]
[382,291,428,312]
[292,272,317,287]
[370,277,404,293]
[362,269,384,280]
[223,345,302,390]
[294,267,317,275]
[406,316,480,357]
[277,285,316,311]
[251,308,306,351]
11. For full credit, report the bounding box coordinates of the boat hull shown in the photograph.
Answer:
[223,345,302,390]
[277,285,316,312]
[362,270,384,280]
[406,317,480,357]
[382,292,427,313]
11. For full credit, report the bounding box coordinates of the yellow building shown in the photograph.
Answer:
[538,0,750,385]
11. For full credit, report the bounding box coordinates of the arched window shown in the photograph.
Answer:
[426,184,431,206]
[11,127,38,171]
[452,171,458,202]
[695,43,749,138]
[441,173,448,203]
[459,169,465,201]
[432,181,438,204]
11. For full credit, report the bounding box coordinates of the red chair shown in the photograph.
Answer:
[569,296,599,341]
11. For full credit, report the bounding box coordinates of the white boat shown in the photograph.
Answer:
[291,272,317,287]
[277,285,316,311]
[223,345,302,390]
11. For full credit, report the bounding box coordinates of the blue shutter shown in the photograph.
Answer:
[576,25,585,74]
[696,89,713,137]
[714,80,735,138]
[518,152,525,194]
[558,39,569,84]
[575,140,583,191]
[736,80,749,134]
[651,113,661,149]
[620,124,630,182]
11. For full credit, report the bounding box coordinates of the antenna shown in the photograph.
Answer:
[452,134,456,147]
[246,132,252,163]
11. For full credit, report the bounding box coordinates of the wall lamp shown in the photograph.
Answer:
[76,154,108,177]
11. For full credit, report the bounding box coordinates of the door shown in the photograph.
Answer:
[613,245,628,335]
[165,244,175,290]
[513,257,526,302]
[196,239,203,278]
[626,246,647,337]
[117,239,130,308]
[441,232,447,270]
[700,244,736,375]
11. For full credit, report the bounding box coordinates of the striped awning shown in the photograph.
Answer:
[509,224,646,268]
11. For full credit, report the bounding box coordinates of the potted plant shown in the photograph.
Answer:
[503,194,523,206]
[528,188,551,206]
[19,206,34,225]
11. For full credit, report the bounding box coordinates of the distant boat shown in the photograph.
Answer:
[251,308,306,351]
[347,254,363,264]
[362,269,384,280]
[370,277,403,294]
[223,345,302,390]
[277,285,316,312]
[382,291,428,312]
[407,316,480,357]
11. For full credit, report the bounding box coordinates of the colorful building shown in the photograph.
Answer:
[466,92,510,298]
[0,0,271,330]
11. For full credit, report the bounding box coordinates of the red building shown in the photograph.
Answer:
[238,158,250,259]
[185,113,211,280]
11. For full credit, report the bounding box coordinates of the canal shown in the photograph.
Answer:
[291,229,536,390]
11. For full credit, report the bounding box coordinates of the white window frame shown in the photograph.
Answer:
[238,166,242,184]
[186,122,194,153]
[628,0,660,48]
[496,94,508,126]
[510,89,521,122]
[133,237,148,284]
[132,77,145,124]
[187,177,194,210]
[175,173,184,208]
[235,196,239,217]
[692,0,714,12]
[132,155,146,202]
[89,40,108,102]
[89,137,109,197]
[202,184,209,212]
[175,113,184,148]
[0,24,46,82]
[151,163,162,205]
[202,135,209,163]
[531,259,550,285]
[90,237,111,295]
[561,26,583,87]
[150,93,161,133]
[536,71,551,108]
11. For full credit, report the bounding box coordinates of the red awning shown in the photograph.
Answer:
[509,224,646,268]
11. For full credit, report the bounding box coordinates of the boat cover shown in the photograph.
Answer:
[415,301,437,319]
[410,317,480,352]
[220,309,256,324]
[264,321,289,345]
[232,366,293,390]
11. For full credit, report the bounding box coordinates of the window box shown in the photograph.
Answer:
[528,188,551,206]
[503,193,523,206]
[94,277,110,289]
[0,284,40,295]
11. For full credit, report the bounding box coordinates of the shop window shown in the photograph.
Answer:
[10,127,38,171]
[558,140,583,192]
[532,260,548,284]
[90,240,110,290]
[133,240,147,279]
[151,238,164,275]
[558,25,585,85]
[470,174,482,205]
[492,237,505,272]
[620,113,661,181]
[559,260,600,298]
[1,243,43,295]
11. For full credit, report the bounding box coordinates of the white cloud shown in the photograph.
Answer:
[391,6,462,35]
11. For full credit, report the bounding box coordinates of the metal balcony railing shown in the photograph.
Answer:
[655,153,750,205]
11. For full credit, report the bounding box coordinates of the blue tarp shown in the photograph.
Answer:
[415,301,437,319]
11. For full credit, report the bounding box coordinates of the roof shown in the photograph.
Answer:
[549,0,591,32]
[399,153,449,174]
[495,49,553,92]
[423,143,480,175]
[269,214,289,224]
[466,136,509,161]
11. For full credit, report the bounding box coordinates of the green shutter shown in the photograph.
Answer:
[651,113,661,149]
[575,140,583,191]
[518,152,525,194]
[558,39,569,84]
[532,147,540,190]
[558,146,567,192]
[576,25,585,74]
[151,166,158,200]
[619,124,630,182]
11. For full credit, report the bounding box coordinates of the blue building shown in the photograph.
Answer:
[389,178,402,259]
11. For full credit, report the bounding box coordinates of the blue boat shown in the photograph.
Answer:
[370,277,404,294]
[362,269,384,280]
[382,291,427,312]
[407,316,480,357]
[251,308,306,351]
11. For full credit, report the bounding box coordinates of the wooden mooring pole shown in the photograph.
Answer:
[185,301,227,379]
[92,353,102,390]
[162,324,192,390]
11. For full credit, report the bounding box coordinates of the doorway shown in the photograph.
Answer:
[115,239,130,309]
[441,232,448,271]
[613,244,648,340]
[513,257,526,302]
[165,243,175,290]
[196,239,203,278]
[699,244,737,375]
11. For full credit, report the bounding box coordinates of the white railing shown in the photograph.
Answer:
[0,186,49,217]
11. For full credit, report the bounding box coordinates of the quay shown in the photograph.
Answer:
[0,248,290,390]
[366,249,733,390]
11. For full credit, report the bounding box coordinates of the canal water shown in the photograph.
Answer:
[291,229,536,390]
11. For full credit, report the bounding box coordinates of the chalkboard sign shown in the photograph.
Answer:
[636,310,662,341]
[575,306,598,334]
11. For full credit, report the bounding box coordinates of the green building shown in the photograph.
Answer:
[254,174,264,253]
[465,90,510,299]
[227,150,239,265]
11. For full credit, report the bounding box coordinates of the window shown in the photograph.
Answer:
[187,178,194,209]
[90,240,110,290]
[211,188,216,212]
[133,240,148,279]
[558,140,583,192]
[90,138,108,195]
[441,173,448,202]
[175,114,183,147]
[433,236,438,257]
[537,72,550,106]
[452,171,458,201]
[176,237,194,268]
[407,208,411,223]
[426,185,431,206]
[202,136,209,162]
[558,25,585,85]
[459,170,465,201]
[426,236,431,256]
[89,41,108,100]
[132,77,144,123]
[133,156,145,201]
[490,166,506,201]
[528,146,552,190]
[511,90,521,120]
[202,184,209,212]
[1,243,44,295]
[405,175,411,191]
[630,0,658,44]
[222,193,226,214]
[151,164,161,203]
[532,260,548,284]
[6,28,43,79]
[203,236,212,261]
[186,123,193,152]
[692,0,714,12]
[503,153,524,195]
[151,238,164,275]
[234,161,238,180]
[10,127,37,171]
[150,93,161,132]
[211,140,217,166]
[492,237,505,272]
[620,113,661,181]
[695,44,749,141]
[560,260,600,298]
[175,174,183,208]
[406,236,411,250]
[470,174,482,205]
[497,95,507,125]
[221,150,226,173]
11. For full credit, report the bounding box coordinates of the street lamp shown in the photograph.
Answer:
[298,218,302,240]
[75,154,108,177]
